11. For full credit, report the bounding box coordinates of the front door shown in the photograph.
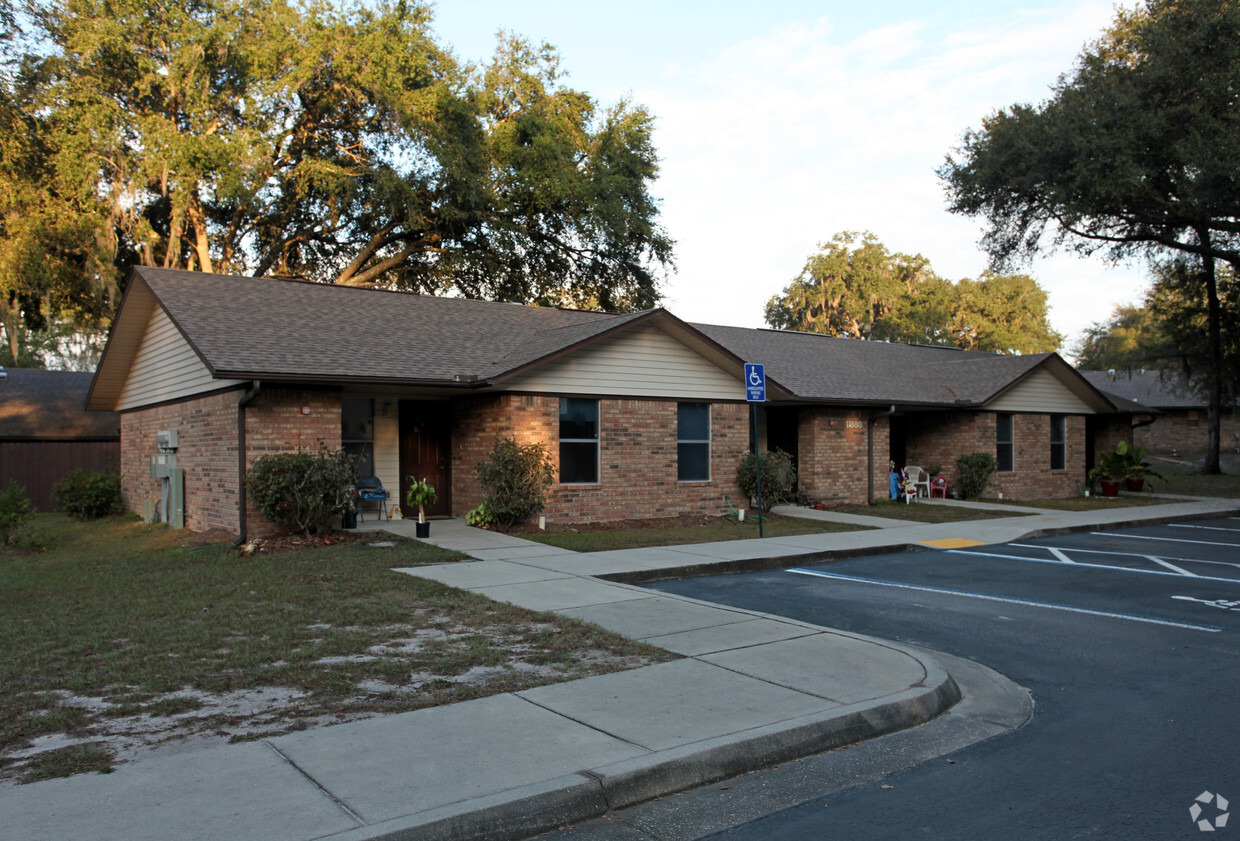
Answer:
[399,402,452,518]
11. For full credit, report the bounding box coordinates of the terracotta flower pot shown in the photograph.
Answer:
[1100,480,1121,498]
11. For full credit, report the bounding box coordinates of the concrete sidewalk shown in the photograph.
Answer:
[5,495,1234,841]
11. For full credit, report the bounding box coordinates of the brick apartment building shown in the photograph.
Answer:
[88,268,1126,539]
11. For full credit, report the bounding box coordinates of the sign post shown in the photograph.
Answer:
[744,363,766,538]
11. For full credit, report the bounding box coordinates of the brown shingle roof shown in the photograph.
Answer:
[0,369,120,439]
[1079,370,1199,409]
[692,324,1058,407]
[139,268,629,383]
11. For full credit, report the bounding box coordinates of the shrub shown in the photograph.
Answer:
[53,469,122,520]
[475,438,555,532]
[246,444,358,536]
[465,500,496,529]
[736,449,797,511]
[0,480,36,545]
[955,452,998,500]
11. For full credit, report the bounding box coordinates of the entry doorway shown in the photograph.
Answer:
[399,402,452,518]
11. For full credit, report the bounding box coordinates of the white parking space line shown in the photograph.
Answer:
[1145,555,1196,577]
[1091,532,1240,549]
[1167,523,1240,533]
[1048,547,1076,564]
[946,549,1240,585]
[786,568,1224,632]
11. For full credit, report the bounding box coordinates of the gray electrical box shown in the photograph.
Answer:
[156,430,178,450]
[150,452,177,478]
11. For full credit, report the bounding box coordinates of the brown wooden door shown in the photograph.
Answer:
[399,402,452,518]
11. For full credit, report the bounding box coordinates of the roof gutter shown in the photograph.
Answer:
[233,380,261,546]
[868,405,898,505]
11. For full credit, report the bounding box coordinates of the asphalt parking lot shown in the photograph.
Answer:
[627,515,1240,840]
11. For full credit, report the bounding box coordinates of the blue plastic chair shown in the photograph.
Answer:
[356,476,389,522]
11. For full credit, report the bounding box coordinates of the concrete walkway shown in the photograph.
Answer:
[6,495,1236,841]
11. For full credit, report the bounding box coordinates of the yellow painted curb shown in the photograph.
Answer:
[919,538,986,549]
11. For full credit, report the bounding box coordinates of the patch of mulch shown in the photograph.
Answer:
[237,530,365,554]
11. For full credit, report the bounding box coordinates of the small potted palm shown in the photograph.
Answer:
[406,477,437,538]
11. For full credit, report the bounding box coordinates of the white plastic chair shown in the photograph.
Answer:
[904,466,931,498]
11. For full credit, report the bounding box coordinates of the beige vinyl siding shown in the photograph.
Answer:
[504,325,743,399]
[117,307,244,411]
[986,369,1095,414]
[374,410,399,506]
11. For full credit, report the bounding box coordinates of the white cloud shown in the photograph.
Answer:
[644,2,1147,349]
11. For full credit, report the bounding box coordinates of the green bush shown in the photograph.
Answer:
[53,469,122,520]
[475,438,555,532]
[246,444,358,536]
[465,500,496,529]
[736,449,797,511]
[0,480,36,545]
[955,452,998,500]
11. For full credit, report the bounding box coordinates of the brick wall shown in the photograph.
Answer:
[797,408,889,505]
[121,386,341,538]
[121,389,242,533]
[905,411,1086,499]
[452,395,748,524]
[242,388,342,538]
[1135,410,1240,454]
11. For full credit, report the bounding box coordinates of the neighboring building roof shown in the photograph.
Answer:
[0,368,120,440]
[88,267,1116,415]
[692,324,1111,411]
[1079,370,1199,410]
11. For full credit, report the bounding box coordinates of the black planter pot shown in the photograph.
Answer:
[415,521,430,538]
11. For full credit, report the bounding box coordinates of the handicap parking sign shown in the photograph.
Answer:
[744,363,766,402]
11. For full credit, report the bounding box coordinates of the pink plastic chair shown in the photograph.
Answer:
[930,477,948,498]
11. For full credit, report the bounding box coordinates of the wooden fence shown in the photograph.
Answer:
[0,440,121,512]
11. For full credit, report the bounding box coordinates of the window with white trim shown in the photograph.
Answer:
[1050,415,1066,471]
[996,413,1014,472]
[677,403,711,481]
[559,398,599,484]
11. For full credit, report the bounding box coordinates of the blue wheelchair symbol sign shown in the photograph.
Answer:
[744,363,766,402]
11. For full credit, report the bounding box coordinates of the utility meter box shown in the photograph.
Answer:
[150,452,177,478]
[155,430,178,451]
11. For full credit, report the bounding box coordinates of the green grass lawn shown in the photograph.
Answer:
[825,500,1038,523]
[0,515,671,783]
[518,512,869,553]
[1147,456,1240,498]
[985,495,1171,511]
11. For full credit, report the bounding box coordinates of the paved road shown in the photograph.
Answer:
[545,516,1240,840]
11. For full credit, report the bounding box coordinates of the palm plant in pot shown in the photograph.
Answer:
[1088,448,1127,498]
[1114,441,1164,492]
[406,477,437,538]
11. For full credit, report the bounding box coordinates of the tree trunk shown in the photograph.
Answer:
[1198,227,1222,475]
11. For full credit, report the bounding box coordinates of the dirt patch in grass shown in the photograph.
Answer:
[511,512,868,552]
[0,515,673,785]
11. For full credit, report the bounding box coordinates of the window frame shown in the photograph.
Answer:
[558,398,600,485]
[677,402,712,482]
[996,413,1015,473]
[342,396,375,477]
[1049,414,1066,471]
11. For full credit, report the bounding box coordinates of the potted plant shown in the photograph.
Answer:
[1115,441,1164,492]
[406,477,437,538]
[1088,449,1125,497]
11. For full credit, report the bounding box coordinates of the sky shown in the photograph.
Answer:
[430,0,1149,359]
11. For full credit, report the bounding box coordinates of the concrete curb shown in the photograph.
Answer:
[598,504,1240,585]
[314,648,961,841]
